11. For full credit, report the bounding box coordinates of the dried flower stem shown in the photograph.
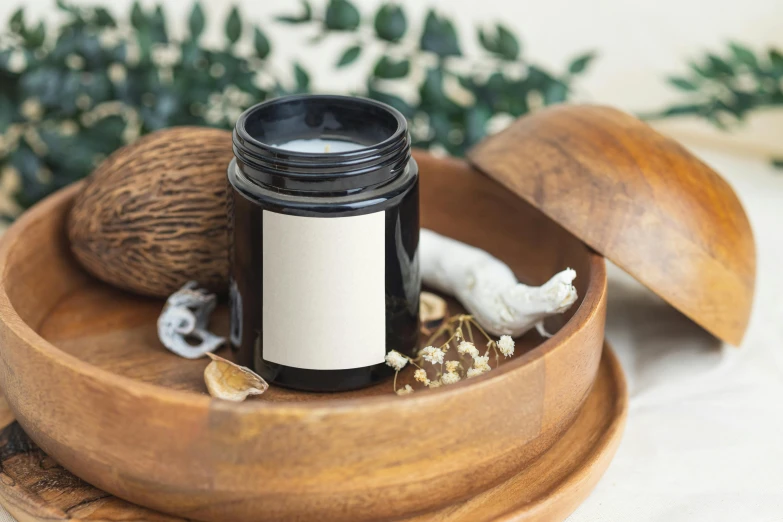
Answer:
[386,312,517,395]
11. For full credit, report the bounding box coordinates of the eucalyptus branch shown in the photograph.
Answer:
[0,0,596,217]
[647,41,783,169]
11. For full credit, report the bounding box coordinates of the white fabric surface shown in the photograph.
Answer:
[569,148,783,521]
[0,148,779,522]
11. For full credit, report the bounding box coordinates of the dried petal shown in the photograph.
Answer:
[472,354,491,372]
[420,292,448,334]
[467,366,490,378]
[441,371,461,385]
[414,368,430,384]
[457,341,478,357]
[445,360,460,373]
[385,350,408,371]
[420,346,445,365]
[396,384,414,396]
[498,335,515,357]
[204,353,268,401]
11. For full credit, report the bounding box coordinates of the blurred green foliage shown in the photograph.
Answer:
[654,42,783,126]
[652,42,783,168]
[0,0,595,215]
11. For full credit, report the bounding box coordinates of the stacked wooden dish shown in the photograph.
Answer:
[0,105,756,521]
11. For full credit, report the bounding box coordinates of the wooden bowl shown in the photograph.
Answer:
[0,152,607,522]
[469,105,755,345]
[0,345,627,522]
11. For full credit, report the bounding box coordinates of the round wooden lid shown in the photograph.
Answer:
[468,105,755,345]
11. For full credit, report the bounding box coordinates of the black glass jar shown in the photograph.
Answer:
[227,95,420,392]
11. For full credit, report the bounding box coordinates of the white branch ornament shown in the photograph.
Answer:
[420,229,578,337]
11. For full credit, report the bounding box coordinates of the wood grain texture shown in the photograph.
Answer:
[0,152,607,522]
[0,346,627,522]
[468,105,755,345]
[67,127,233,298]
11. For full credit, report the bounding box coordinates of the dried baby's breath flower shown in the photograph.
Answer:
[421,346,444,365]
[414,368,430,384]
[498,335,515,357]
[472,354,491,372]
[445,360,460,373]
[457,341,479,357]
[455,327,463,341]
[385,350,408,371]
[427,380,442,388]
[467,366,490,378]
[441,371,461,385]
[396,384,414,396]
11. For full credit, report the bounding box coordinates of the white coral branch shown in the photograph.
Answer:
[420,229,577,337]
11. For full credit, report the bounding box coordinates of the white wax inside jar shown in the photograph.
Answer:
[274,138,364,154]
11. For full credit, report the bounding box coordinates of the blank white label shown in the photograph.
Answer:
[262,210,386,370]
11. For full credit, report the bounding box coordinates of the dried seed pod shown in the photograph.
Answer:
[204,353,268,401]
[420,291,448,334]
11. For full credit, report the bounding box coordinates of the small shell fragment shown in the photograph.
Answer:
[204,353,269,401]
[420,291,448,334]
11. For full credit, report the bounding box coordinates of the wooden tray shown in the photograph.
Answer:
[0,344,626,522]
[0,154,610,521]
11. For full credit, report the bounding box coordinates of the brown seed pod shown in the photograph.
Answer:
[67,127,233,297]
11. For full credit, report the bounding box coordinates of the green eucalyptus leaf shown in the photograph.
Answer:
[325,0,360,31]
[372,56,409,78]
[11,143,47,202]
[0,49,11,71]
[420,11,461,57]
[93,8,116,27]
[254,27,271,59]
[568,52,595,74]
[419,66,444,107]
[729,42,757,68]
[465,104,491,146]
[366,86,413,117]
[277,1,312,23]
[496,25,519,60]
[189,2,206,40]
[543,81,567,104]
[769,49,783,77]
[661,104,705,117]
[23,21,46,49]
[151,6,167,43]
[10,8,24,33]
[478,25,518,61]
[374,4,406,42]
[771,157,783,169]
[130,2,145,29]
[226,7,242,45]
[294,62,310,91]
[337,45,361,67]
[707,54,734,76]
[55,0,78,14]
[668,76,698,91]
[20,67,62,106]
[0,94,15,129]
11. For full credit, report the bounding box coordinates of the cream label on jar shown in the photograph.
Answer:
[262,209,386,370]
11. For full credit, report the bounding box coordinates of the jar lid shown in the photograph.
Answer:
[467,105,755,345]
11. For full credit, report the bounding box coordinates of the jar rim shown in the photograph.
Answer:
[232,95,411,193]
[235,94,407,158]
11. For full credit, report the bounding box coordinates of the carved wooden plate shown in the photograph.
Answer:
[0,153,610,522]
[0,344,626,522]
